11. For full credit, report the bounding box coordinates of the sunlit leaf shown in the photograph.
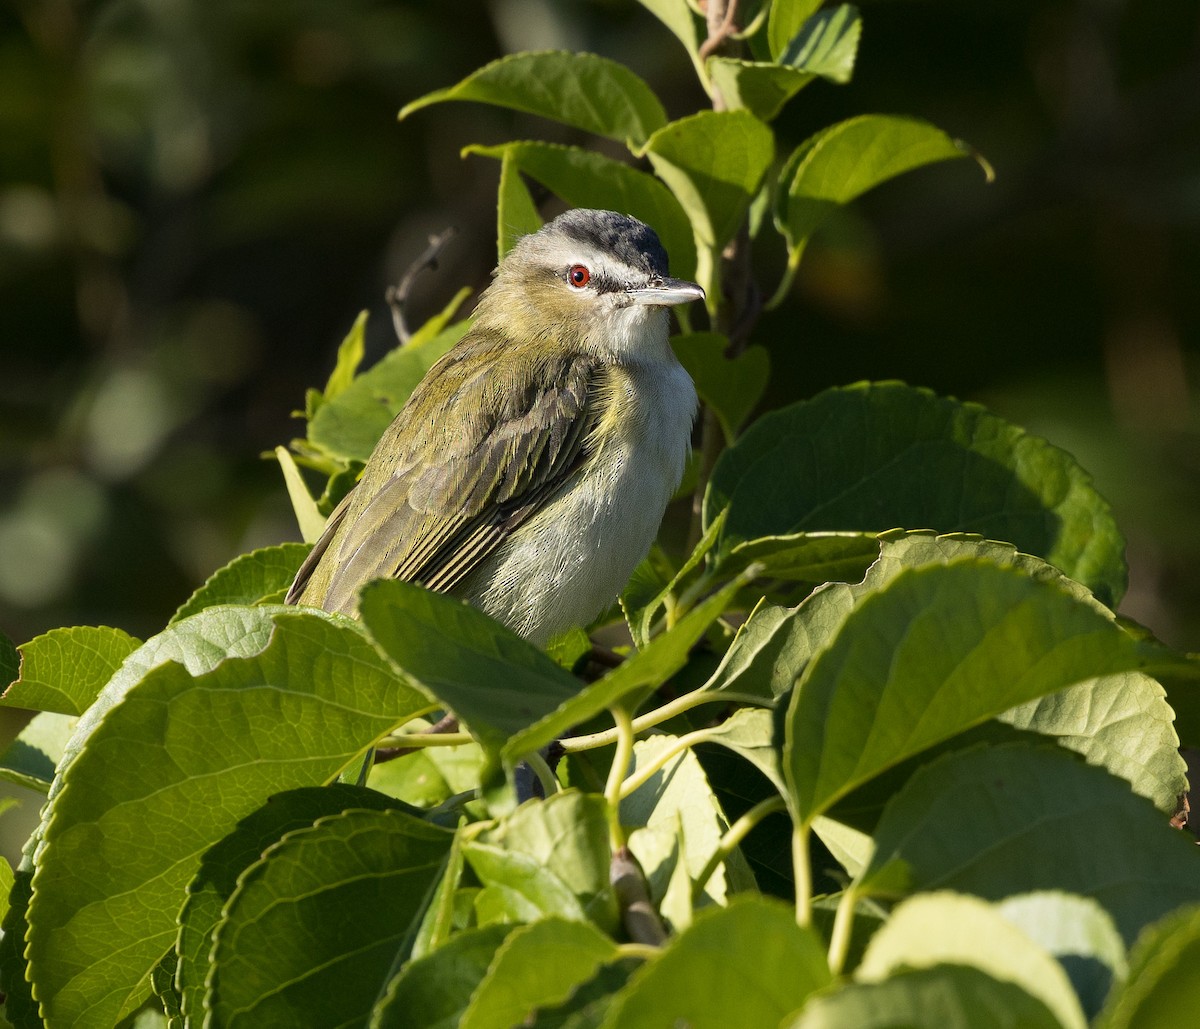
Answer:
[855,892,1087,1029]
[496,148,543,259]
[860,744,1200,947]
[706,383,1128,606]
[2,625,140,716]
[206,808,452,1028]
[25,608,426,1028]
[169,542,311,624]
[1097,904,1200,1029]
[767,0,823,59]
[400,51,667,146]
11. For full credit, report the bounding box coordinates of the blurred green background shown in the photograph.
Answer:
[2,0,1198,657]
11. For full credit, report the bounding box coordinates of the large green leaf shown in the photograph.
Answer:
[2,625,140,716]
[854,892,1087,1029]
[460,918,618,1029]
[0,630,17,693]
[169,542,311,623]
[305,318,468,465]
[637,0,702,62]
[370,924,513,1029]
[786,964,1064,1029]
[464,791,617,932]
[176,784,415,1024]
[466,141,696,280]
[25,608,426,1029]
[1097,904,1200,1029]
[206,808,452,1027]
[860,744,1200,947]
[784,555,1179,827]
[874,532,1185,810]
[706,383,1128,606]
[358,579,583,761]
[996,892,1127,1019]
[400,51,667,147]
[599,896,830,1028]
[775,114,985,258]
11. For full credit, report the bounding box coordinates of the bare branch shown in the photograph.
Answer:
[386,226,458,344]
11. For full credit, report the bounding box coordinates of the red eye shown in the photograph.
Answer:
[568,265,590,288]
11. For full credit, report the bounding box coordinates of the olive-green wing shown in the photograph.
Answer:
[287,338,601,615]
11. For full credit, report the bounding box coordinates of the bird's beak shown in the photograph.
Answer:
[625,277,706,307]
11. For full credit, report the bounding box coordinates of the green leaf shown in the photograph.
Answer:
[464,792,617,932]
[274,445,326,543]
[206,808,452,1028]
[785,556,1178,827]
[636,0,702,62]
[504,574,748,763]
[786,964,1064,1029]
[719,531,881,582]
[321,309,368,406]
[466,141,696,281]
[779,4,862,83]
[775,115,988,258]
[0,630,17,692]
[641,110,774,299]
[860,744,1200,947]
[496,148,543,259]
[305,317,469,464]
[176,784,415,1024]
[600,896,830,1029]
[26,608,427,1029]
[358,579,582,760]
[460,918,618,1029]
[3,625,140,717]
[710,5,862,121]
[370,924,513,1029]
[400,51,667,147]
[997,892,1127,1019]
[855,892,1087,1029]
[767,0,823,60]
[706,60,816,122]
[624,735,756,914]
[706,383,1128,606]
[671,333,769,445]
[169,542,311,624]
[1097,904,1200,1029]
[0,868,38,1029]
[688,707,784,794]
[0,711,76,793]
[874,531,1186,811]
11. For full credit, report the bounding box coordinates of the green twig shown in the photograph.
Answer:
[558,690,773,754]
[605,706,636,850]
[794,823,813,926]
[526,749,560,796]
[827,884,859,974]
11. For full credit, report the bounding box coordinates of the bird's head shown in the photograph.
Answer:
[478,209,705,362]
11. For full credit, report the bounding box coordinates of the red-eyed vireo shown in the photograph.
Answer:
[286,209,704,644]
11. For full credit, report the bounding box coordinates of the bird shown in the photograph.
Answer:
[286,209,704,645]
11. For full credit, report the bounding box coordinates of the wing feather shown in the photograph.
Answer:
[288,327,603,615]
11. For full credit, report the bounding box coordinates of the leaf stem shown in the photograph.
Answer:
[826,884,858,975]
[764,244,804,311]
[526,749,560,796]
[793,823,813,926]
[618,726,710,800]
[376,731,475,749]
[692,794,787,903]
[605,705,636,850]
[558,690,772,753]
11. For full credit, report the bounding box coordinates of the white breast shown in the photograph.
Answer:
[464,356,697,644]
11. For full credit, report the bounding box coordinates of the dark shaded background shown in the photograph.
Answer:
[2,0,1199,652]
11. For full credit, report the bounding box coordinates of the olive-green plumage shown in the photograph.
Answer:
[287,209,703,644]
